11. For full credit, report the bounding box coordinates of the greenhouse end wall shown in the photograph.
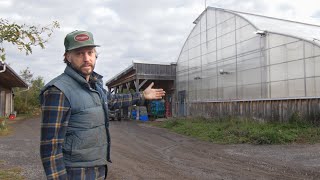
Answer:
[175,8,320,121]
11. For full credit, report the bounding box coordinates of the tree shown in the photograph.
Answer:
[14,68,45,114]
[29,76,45,107]
[20,67,33,86]
[0,19,60,61]
[19,67,33,108]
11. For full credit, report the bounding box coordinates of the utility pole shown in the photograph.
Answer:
[205,0,207,9]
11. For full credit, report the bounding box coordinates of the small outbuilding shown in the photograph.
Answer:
[0,62,28,117]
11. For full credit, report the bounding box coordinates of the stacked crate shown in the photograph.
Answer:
[151,100,165,118]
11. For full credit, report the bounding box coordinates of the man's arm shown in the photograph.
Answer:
[40,87,71,180]
[108,82,165,109]
[108,91,144,110]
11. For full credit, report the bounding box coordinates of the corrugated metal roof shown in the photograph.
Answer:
[105,64,134,85]
[105,60,177,85]
[105,61,176,87]
[0,63,28,88]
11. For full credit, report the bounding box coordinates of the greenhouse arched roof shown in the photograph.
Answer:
[195,7,320,46]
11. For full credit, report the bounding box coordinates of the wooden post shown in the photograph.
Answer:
[138,79,148,90]
[119,85,123,93]
[126,82,130,90]
[135,79,140,120]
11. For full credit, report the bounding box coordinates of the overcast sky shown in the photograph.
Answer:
[1,0,320,87]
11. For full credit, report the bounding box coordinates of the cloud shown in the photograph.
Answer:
[0,0,13,8]
[1,0,320,86]
[313,11,320,18]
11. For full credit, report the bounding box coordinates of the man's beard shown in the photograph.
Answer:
[70,63,95,77]
[80,63,94,75]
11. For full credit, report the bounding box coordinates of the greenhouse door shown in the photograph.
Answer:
[178,91,186,116]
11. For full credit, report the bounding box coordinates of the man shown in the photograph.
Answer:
[40,30,165,180]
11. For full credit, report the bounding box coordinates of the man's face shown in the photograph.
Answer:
[66,47,97,79]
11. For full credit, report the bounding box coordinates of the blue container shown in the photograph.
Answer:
[132,110,137,119]
[139,115,149,121]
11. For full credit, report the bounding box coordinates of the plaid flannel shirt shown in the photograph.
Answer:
[40,86,144,180]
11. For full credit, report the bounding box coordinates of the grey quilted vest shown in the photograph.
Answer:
[41,66,111,167]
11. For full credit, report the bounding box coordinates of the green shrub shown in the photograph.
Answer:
[0,117,7,131]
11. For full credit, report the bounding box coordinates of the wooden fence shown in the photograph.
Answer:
[187,98,320,123]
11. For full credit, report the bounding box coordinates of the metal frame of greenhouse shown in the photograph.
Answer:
[175,7,320,122]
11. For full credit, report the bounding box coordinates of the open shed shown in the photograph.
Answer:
[106,61,176,118]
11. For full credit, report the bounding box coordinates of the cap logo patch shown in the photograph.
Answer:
[74,34,90,42]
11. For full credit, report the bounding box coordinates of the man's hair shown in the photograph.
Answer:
[63,48,98,64]
[63,53,69,64]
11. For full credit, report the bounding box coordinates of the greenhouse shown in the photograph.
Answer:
[175,7,320,121]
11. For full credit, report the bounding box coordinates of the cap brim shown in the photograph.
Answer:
[66,44,100,51]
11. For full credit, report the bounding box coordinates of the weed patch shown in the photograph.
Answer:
[0,118,13,137]
[0,167,24,180]
[152,117,319,145]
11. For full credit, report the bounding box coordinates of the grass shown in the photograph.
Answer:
[0,127,12,137]
[0,118,11,137]
[151,117,320,145]
[0,160,24,180]
[0,167,24,180]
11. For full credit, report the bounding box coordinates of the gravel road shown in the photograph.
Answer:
[1,118,320,180]
[0,118,46,179]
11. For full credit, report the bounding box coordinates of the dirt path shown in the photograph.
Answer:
[1,118,320,179]
[108,121,320,180]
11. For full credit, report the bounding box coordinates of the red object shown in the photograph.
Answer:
[75,34,90,41]
[9,114,15,120]
[165,102,171,117]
